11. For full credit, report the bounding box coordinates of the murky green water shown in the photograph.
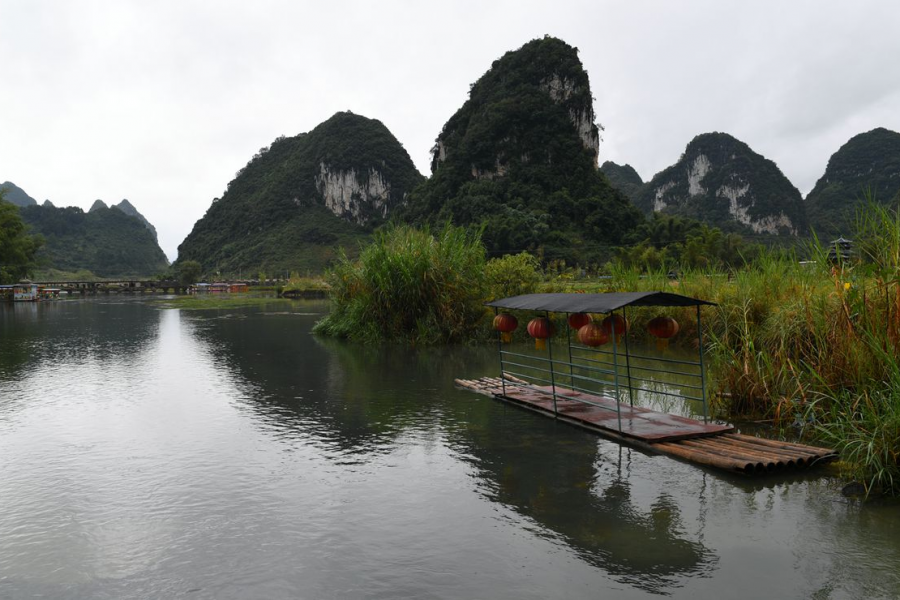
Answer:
[1,298,899,599]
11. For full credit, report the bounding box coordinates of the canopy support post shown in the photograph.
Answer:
[495,307,507,397]
[566,317,575,392]
[611,313,623,432]
[623,306,635,407]
[546,310,558,417]
[696,305,708,424]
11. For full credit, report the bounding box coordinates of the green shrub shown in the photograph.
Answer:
[484,251,540,300]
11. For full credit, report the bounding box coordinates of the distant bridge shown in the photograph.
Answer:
[32,279,192,295]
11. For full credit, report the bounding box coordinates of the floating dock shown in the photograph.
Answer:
[455,376,837,475]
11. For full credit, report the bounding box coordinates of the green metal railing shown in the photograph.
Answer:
[493,306,710,432]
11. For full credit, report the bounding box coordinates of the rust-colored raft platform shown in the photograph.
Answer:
[455,376,837,475]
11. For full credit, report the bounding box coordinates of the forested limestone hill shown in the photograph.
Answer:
[398,36,642,265]
[177,111,424,275]
[634,133,806,236]
[805,128,900,236]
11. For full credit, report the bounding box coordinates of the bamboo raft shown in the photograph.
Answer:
[455,376,837,475]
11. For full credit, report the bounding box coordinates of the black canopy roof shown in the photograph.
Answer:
[486,292,715,314]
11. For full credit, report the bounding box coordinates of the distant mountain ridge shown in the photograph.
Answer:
[634,132,806,236]
[89,199,157,239]
[19,203,168,277]
[113,199,157,241]
[599,162,643,202]
[177,111,425,274]
[1,181,168,277]
[805,127,900,236]
[13,36,896,275]
[1,181,37,207]
[175,38,900,271]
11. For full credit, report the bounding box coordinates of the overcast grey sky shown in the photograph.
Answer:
[3,0,899,260]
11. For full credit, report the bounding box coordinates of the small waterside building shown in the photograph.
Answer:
[13,284,40,302]
[191,282,248,294]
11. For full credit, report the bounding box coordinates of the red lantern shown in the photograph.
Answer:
[601,314,628,343]
[493,313,518,343]
[527,317,554,351]
[567,312,592,330]
[647,316,679,350]
[577,323,609,347]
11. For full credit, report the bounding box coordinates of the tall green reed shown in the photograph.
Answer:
[313,224,488,344]
[801,198,900,493]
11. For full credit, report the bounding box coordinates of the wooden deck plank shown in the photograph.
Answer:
[500,383,732,442]
[454,376,837,475]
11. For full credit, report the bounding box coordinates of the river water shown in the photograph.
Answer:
[1,298,899,599]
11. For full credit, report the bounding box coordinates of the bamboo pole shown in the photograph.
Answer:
[707,437,803,467]
[728,433,835,457]
[713,436,813,462]
[654,441,758,473]
[677,439,780,471]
